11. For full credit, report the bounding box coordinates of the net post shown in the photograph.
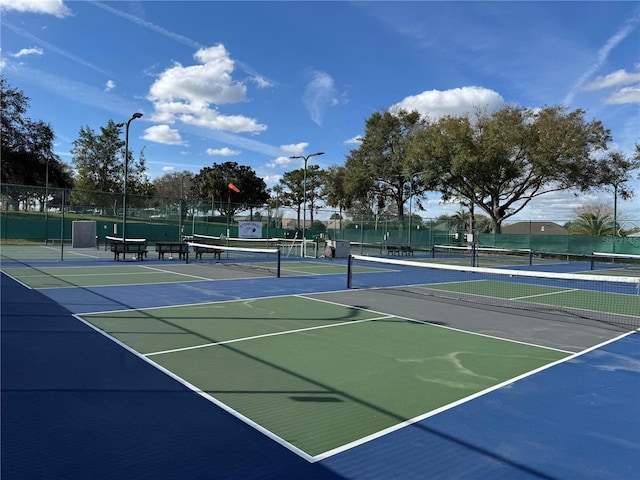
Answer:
[529,250,533,266]
[471,243,477,267]
[590,253,595,270]
[277,249,281,278]
[347,254,354,288]
[431,245,435,258]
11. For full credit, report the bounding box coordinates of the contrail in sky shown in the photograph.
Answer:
[88,0,204,50]
[88,0,271,82]
[564,13,640,105]
[2,19,114,77]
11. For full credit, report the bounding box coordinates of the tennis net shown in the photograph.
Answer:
[191,234,281,249]
[191,234,318,258]
[347,254,640,329]
[186,241,281,277]
[591,252,640,274]
[432,244,534,267]
[431,244,473,263]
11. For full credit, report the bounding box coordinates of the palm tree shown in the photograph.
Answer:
[447,209,469,240]
[570,212,615,236]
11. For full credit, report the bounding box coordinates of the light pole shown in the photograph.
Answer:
[180,174,191,242]
[44,158,50,245]
[403,171,427,246]
[121,112,143,242]
[290,151,324,256]
[612,182,619,253]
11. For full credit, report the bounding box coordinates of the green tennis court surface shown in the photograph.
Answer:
[81,296,569,457]
[2,265,210,288]
[424,280,640,317]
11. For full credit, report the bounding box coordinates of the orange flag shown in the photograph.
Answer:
[228,183,240,193]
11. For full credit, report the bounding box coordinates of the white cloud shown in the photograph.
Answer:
[303,70,342,126]
[564,15,640,105]
[162,166,175,173]
[104,79,116,92]
[581,68,640,105]
[206,147,240,156]
[1,0,72,17]
[147,44,267,134]
[267,156,296,169]
[251,76,273,89]
[583,69,640,91]
[605,85,640,104]
[263,174,282,187]
[344,136,363,145]
[12,47,43,57]
[141,125,184,145]
[280,143,308,155]
[177,108,266,133]
[391,86,506,120]
[268,144,325,169]
[91,1,272,84]
[150,45,245,105]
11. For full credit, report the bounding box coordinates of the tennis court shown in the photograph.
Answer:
[2,244,639,479]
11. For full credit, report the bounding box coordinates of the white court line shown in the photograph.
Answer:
[140,265,212,281]
[65,251,102,258]
[312,329,638,461]
[71,312,316,463]
[79,287,356,315]
[73,288,636,463]
[512,288,580,301]
[145,315,391,357]
[0,270,33,289]
[299,292,574,354]
[39,246,100,258]
[21,270,183,278]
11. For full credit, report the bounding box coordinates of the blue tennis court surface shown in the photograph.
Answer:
[2,252,639,479]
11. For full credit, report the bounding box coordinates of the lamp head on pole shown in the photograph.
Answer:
[289,151,325,162]
[127,112,143,126]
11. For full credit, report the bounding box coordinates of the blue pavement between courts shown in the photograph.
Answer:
[1,273,341,480]
[2,268,639,479]
[41,273,348,314]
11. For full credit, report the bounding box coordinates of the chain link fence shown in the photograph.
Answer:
[2,183,638,256]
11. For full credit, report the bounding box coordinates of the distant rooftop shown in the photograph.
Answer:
[502,221,568,235]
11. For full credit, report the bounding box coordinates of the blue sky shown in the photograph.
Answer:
[2,0,639,221]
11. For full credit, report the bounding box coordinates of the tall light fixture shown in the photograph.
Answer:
[179,174,191,242]
[121,112,143,242]
[612,181,619,253]
[44,158,50,245]
[403,171,427,247]
[290,151,324,256]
